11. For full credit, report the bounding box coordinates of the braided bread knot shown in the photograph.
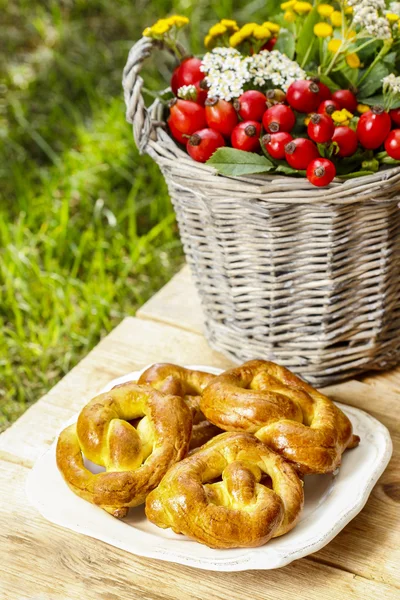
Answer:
[201,360,359,474]
[138,363,222,449]
[56,382,192,516]
[146,432,304,548]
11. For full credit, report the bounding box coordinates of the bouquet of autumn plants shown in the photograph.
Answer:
[143,3,400,186]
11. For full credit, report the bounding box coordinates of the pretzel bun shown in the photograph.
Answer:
[146,432,304,549]
[138,363,222,449]
[201,360,359,474]
[56,382,192,516]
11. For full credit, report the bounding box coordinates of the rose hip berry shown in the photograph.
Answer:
[306,158,336,187]
[205,97,238,137]
[168,117,188,145]
[384,129,400,160]
[332,126,358,157]
[357,106,391,150]
[187,128,225,162]
[284,138,320,170]
[169,99,207,135]
[231,121,262,153]
[332,89,358,113]
[318,99,341,117]
[286,80,321,113]
[390,108,400,127]
[233,90,267,122]
[194,80,208,106]
[171,57,203,95]
[317,82,332,103]
[262,132,293,160]
[307,113,335,143]
[262,104,296,133]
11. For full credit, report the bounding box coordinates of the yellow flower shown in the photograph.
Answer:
[317,4,334,17]
[294,1,313,14]
[240,22,258,36]
[208,23,227,37]
[346,53,360,68]
[253,25,272,40]
[328,39,343,53]
[346,29,357,39]
[263,21,281,33]
[332,108,353,125]
[165,15,189,27]
[284,10,297,22]
[221,19,238,29]
[143,26,152,36]
[204,34,214,49]
[314,22,333,37]
[281,0,296,9]
[330,11,343,27]
[357,104,370,114]
[151,20,170,35]
[387,13,400,23]
[229,31,243,47]
[344,5,353,14]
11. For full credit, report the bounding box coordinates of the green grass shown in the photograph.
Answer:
[0,0,272,431]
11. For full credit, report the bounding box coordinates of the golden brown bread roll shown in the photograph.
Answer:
[56,382,192,516]
[146,431,304,549]
[200,360,359,474]
[138,363,222,449]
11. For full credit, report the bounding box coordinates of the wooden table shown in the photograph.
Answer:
[1,265,399,600]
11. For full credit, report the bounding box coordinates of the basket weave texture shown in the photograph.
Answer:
[123,38,400,386]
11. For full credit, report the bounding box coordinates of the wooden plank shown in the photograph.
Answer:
[1,460,399,600]
[0,317,233,467]
[361,365,400,397]
[137,265,204,335]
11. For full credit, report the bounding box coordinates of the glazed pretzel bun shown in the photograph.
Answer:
[200,360,359,474]
[138,363,222,449]
[56,382,192,517]
[146,432,304,549]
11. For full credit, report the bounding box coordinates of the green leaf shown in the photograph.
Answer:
[358,62,389,97]
[337,170,375,180]
[275,29,295,59]
[357,94,400,110]
[318,74,340,92]
[206,148,274,176]
[295,7,320,67]
[275,164,306,176]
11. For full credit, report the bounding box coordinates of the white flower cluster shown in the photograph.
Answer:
[246,50,307,91]
[382,73,400,95]
[347,0,391,39]
[200,47,252,100]
[389,2,400,13]
[177,84,197,99]
[200,47,306,100]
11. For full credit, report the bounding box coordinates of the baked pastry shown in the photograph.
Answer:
[146,431,304,549]
[56,382,192,517]
[138,363,222,449]
[201,360,359,474]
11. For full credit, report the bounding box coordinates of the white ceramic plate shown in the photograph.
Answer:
[26,365,392,572]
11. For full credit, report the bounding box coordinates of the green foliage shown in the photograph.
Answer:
[295,6,320,68]
[358,62,390,97]
[1,0,280,431]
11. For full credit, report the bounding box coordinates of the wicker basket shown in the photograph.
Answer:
[123,37,400,386]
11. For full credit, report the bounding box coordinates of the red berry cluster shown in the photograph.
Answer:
[167,62,400,187]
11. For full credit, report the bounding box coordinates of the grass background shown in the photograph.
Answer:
[0,0,272,431]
